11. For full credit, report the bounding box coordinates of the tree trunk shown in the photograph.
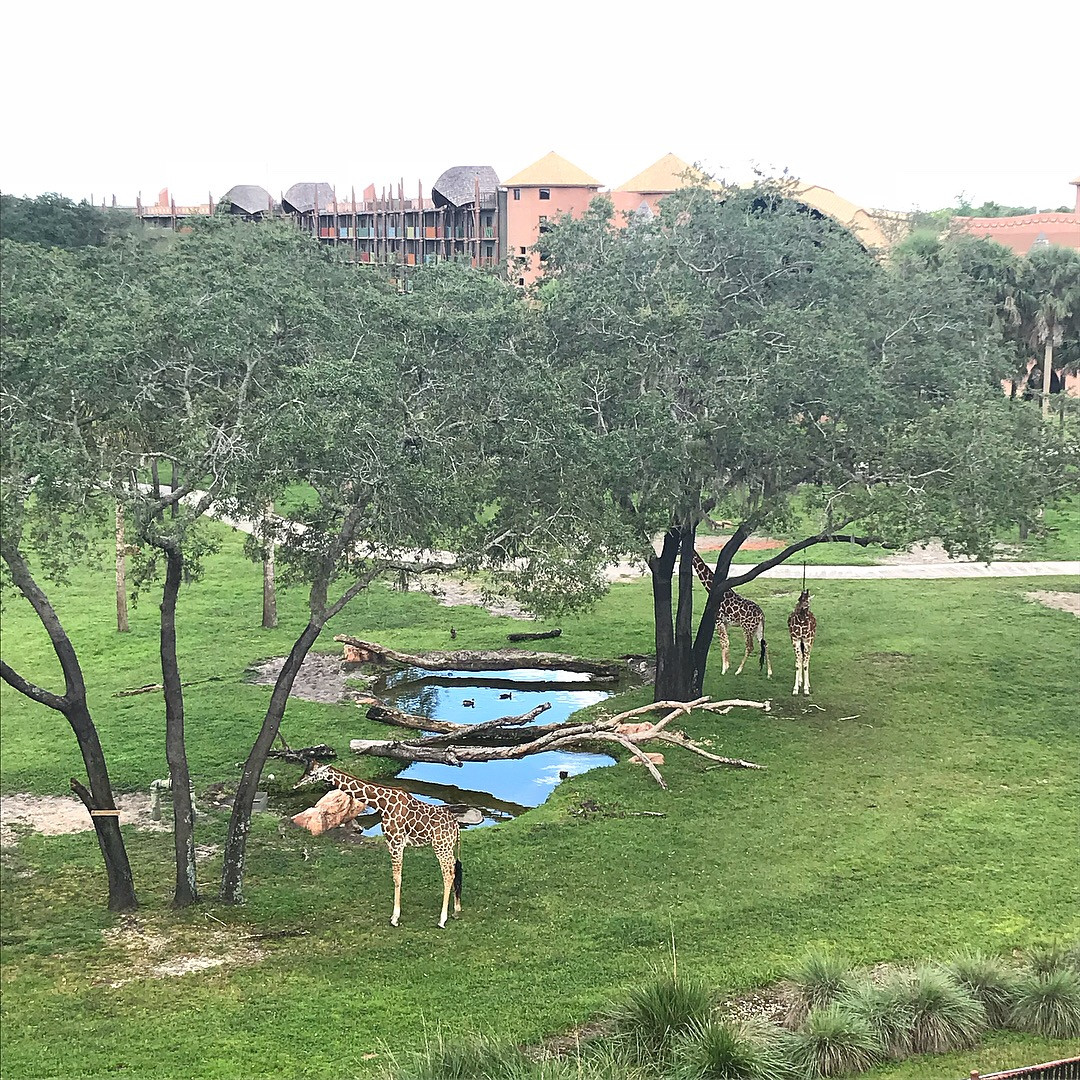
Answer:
[159,545,198,908]
[0,543,138,912]
[651,528,695,702]
[220,619,323,904]
[115,501,129,633]
[262,501,277,629]
[1041,341,1053,419]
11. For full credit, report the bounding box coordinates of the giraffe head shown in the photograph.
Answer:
[293,759,336,790]
[796,590,812,611]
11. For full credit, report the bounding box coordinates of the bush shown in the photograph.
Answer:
[1026,941,1080,977]
[1009,969,1080,1039]
[671,1017,795,1079]
[381,1030,521,1080]
[836,978,915,1060]
[903,965,986,1054]
[942,950,1019,1028]
[788,1004,882,1077]
[609,971,714,1061]
[783,950,857,1028]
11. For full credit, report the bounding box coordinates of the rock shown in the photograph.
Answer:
[631,753,665,766]
[291,790,367,836]
[616,721,654,736]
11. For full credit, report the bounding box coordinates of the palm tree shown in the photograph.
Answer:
[1018,246,1080,417]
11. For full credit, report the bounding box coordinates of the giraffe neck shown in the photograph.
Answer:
[319,766,396,812]
[692,551,715,590]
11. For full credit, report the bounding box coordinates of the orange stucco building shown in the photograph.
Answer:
[501,151,601,284]
[951,178,1080,255]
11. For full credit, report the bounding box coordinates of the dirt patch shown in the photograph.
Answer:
[426,578,535,619]
[99,915,266,988]
[697,535,786,552]
[1025,590,1080,617]
[247,652,365,705]
[0,791,171,847]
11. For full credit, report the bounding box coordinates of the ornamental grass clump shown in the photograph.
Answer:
[788,1004,882,1078]
[783,949,858,1028]
[671,1017,796,1080]
[942,950,1020,1028]
[1026,941,1078,977]
[903,965,986,1054]
[836,978,916,1060]
[383,1030,522,1080]
[609,971,714,1062]
[1009,969,1080,1039]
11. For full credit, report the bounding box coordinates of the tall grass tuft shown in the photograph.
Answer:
[783,949,857,1028]
[671,1017,795,1080]
[836,978,915,1060]
[788,1004,882,1078]
[379,1029,523,1080]
[609,970,714,1062]
[1026,941,1079,977]
[1009,969,1080,1039]
[942,950,1020,1028]
[903,965,986,1054]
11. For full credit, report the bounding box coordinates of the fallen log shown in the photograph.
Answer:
[507,628,562,642]
[114,675,225,697]
[349,697,768,789]
[267,743,338,764]
[333,636,623,678]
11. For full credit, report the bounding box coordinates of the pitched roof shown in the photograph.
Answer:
[503,152,600,188]
[615,153,722,193]
[222,184,274,215]
[432,165,500,208]
[783,181,892,252]
[282,182,337,215]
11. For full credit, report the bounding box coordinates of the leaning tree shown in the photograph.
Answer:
[0,239,143,910]
[535,182,1075,701]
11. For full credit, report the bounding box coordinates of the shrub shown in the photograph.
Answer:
[836,978,915,1059]
[381,1030,522,1080]
[671,1017,795,1079]
[1009,969,1080,1039]
[1026,941,1079,977]
[783,949,857,1028]
[609,971,714,1061]
[903,965,986,1054]
[788,1004,882,1078]
[942,950,1019,1028]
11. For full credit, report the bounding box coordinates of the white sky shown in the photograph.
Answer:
[2,0,1077,214]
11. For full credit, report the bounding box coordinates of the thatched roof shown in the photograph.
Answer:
[504,152,600,188]
[282,182,337,215]
[432,165,500,209]
[222,184,274,215]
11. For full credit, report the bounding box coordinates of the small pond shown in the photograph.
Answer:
[358,667,615,830]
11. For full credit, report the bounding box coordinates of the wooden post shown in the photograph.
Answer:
[115,502,129,633]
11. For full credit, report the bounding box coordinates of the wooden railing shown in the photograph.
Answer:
[969,1057,1080,1079]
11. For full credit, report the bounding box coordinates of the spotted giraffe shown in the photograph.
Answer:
[692,551,772,676]
[295,761,462,928]
[787,589,817,696]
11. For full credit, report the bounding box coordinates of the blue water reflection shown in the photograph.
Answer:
[365,668,614,828]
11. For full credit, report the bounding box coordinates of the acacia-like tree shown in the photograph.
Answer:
[536,182,1074,701]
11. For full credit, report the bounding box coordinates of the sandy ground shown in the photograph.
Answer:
[1024,590,1080,616]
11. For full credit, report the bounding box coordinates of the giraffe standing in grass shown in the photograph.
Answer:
[294,761,462,928]
[788,589,817,696]
[692,552,772,677]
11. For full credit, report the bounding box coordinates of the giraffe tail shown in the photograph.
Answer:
[453,858,463,903]
[759,636,768,671]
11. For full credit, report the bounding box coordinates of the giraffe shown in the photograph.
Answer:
[787,589,817,696]
[294,761,462,928]
[692,551,772,677]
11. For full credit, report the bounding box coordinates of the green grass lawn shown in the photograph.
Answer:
[1,526,1078,1079]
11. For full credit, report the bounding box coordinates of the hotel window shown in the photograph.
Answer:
[539,188,550,200]
[513,188,521,200]
[520,246,527,255]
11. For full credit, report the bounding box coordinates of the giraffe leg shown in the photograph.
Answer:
[792,641,802,695]
[435,843,456,928]
[718,622,730,675]
[387,840,405,926]
[803,645,812,695]
[734,628,754,674]
[760,624,772,678]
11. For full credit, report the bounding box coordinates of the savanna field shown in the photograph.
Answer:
[1,519,1078,1080]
